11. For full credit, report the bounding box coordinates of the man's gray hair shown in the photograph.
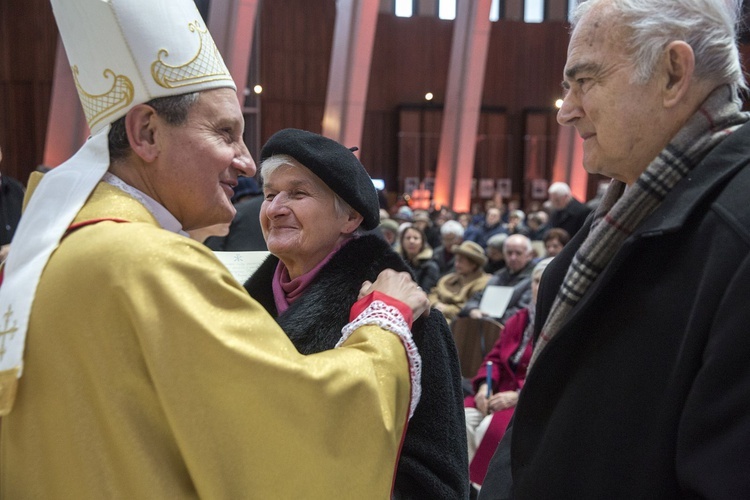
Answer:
[486,233,508,250]
[548,182,571,197]
[573,0,747,95]
[440,220,465,238]
[108,92,200,164]
[503,233,533,254]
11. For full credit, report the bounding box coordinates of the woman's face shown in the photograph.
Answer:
[260,163,361,277]
[401,228,423,258]
[454,254,477,276]
[545,237,564,257]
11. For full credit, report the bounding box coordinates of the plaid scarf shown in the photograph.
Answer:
[530,85,749,369]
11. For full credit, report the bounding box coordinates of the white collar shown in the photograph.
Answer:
[102,172,188,236]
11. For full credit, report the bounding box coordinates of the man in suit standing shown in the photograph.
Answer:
[547,181,591,237]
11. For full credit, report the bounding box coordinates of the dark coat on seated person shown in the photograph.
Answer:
[480,122,750,499]
[245,233,469,500]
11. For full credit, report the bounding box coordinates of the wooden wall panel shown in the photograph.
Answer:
[0,0,57,185]
[258,0,335,143]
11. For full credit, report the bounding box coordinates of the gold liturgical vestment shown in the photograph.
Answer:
[0,182,411,498]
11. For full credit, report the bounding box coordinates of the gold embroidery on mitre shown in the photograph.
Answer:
[72,66,135,130]
[0,305,18,361]
[151,21,231,89]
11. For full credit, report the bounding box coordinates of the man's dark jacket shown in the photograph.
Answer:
[549,196,591,237]
[205,196,267,251]
[481,121,750,499]
[0,174,24,246]
[245,234,469,499]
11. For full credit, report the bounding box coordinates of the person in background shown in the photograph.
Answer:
[394,205,414,225]
[503,209,529,236]
[413,209,441,249]
[524,211,550,241]
[0,145,25,263]
[399,225,441,293]
[204,176,267,251]
[481,0,750,497]
[429,240,491,322]
[244,128,469,499]
[465,258,552,491]
[462,234,535,324]
[0,2,427,497]
[483,233,507,275]
[470,207,506,249]
[547,181,592,237]
[378,217,400,248]
[542,227,570,258]
[432,219,465,277]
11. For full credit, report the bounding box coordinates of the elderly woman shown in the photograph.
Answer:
[464,257,553,488]
[428,241,491,322]
[398,225,441,293]
[244,129,468,499]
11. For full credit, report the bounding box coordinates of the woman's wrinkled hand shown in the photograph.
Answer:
[488,391,519,412]
[360,269,431,319]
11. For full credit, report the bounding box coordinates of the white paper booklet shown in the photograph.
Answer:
[478,285,515,318]
[213,251,270,284]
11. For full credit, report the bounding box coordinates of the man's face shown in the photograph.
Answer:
[486,208,501,226]
[153,88,254,231]
[557,5,665,184]
[486,246,503,263]
[503,236,532,273]
[442,233,461,250]
[549,192,568,210]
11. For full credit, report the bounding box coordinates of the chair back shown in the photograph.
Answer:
[451,317,503,379]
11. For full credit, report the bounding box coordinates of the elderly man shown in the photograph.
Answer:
[461,234,534,324]
[0,1,427,498]
[481,0,750,498]
[471,207,507,249]
[547,181,591,237]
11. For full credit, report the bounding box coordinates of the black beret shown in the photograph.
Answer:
[260,128,380,230]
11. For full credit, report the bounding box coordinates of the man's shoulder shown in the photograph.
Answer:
[2,175,25,193]
[567,197,592,215]
[61,220,210,271]
[711,163,750,239]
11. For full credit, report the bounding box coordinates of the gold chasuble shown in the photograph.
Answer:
[0,183,410,498]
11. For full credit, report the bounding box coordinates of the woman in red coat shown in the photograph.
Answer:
[464,257,553,487]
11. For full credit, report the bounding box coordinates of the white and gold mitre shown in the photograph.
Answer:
[54,0,235,133]
[0,0,236,415]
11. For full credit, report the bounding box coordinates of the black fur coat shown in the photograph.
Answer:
[245,234,469,499]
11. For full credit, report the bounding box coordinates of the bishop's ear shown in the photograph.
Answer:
[125,104,160,162]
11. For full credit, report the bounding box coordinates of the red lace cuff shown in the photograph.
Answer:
[350,291,413,328]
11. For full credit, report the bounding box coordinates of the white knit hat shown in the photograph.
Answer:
[0,0,236,414]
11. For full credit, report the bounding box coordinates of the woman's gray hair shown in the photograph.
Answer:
[573,0,747,95]
[260,154,365,235]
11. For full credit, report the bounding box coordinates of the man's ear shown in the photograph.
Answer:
[125,104,160,162]
[662,41,695,108]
